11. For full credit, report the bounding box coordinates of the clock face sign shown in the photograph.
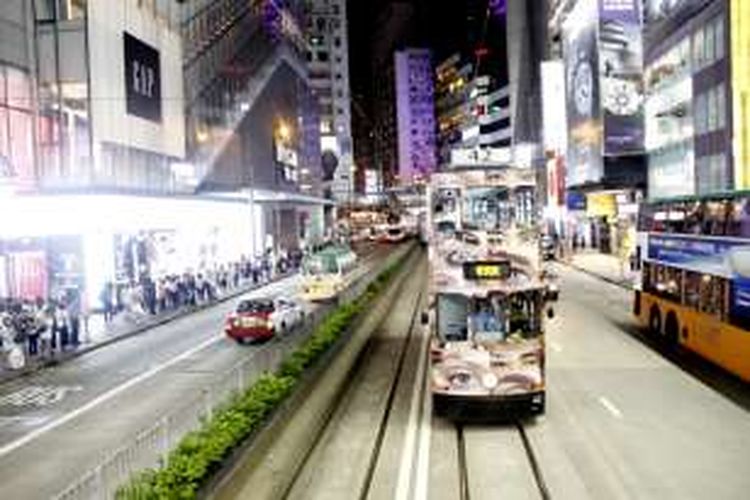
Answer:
[574,60,593,117]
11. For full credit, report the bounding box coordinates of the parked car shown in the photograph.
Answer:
[225,297,305,344]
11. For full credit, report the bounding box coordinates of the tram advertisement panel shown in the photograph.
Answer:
[428,169,545,399]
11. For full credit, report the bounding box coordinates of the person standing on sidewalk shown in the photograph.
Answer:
[53,300,70,351]
[66,289,82,348]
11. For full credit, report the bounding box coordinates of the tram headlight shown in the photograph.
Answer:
[481,372,499,389]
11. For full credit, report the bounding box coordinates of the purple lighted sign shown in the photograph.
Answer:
[489,0,507,17]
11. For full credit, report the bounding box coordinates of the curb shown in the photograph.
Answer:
[563,261,633,291]
[0,274,294,386]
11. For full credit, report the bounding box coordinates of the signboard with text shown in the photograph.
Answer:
[124,32,162,122]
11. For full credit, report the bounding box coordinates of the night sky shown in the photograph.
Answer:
[347,0,489,109]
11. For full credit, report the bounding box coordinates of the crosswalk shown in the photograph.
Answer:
[0,386,83,409]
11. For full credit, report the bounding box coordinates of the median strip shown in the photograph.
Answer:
[115,251,411,499]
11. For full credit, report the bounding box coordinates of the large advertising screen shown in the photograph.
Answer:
[599,0,645,154]
[564,0,603,187]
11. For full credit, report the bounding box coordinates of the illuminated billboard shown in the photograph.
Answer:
[564,0,603,187]
[599,0,645,154]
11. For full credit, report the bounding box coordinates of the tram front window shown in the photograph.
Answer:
[436,293,542,344]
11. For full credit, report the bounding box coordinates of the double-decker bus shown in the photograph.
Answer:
[299,245,357,302]
[633,192,750,382]
[425,168,552,418]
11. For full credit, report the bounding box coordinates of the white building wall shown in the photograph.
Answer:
[88,0,185,160]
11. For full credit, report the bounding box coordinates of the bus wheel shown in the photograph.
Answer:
[664,312,679,348]
[648,306,662,338]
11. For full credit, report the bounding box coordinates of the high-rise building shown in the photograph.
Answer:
[370,1,416,189]
[306,0,354,201]
[394,49,437,184]
[642,0,736,197]
[548,0,647,254]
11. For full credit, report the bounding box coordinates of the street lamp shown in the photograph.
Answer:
[277,121,291,143]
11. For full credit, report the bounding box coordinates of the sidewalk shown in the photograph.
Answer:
[0,273,294,385]
[564,251,636,290]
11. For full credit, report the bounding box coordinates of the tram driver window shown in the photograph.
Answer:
[470,296,507,342]
[437,294,469,342]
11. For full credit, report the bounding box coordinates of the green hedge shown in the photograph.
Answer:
[116,257,405,499]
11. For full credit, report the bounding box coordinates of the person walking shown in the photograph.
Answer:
[100,282,114,324]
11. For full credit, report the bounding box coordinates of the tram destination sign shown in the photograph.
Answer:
[462,261,511,280]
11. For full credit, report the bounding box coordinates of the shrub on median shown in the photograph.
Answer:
[116,256,406,500]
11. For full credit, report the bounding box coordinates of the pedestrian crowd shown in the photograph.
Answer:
[0,250,305,368]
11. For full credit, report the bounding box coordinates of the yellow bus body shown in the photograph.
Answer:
[636,291,750,382]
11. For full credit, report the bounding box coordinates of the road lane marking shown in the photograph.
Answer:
[0,335,220,459]
[598,396,623,419]
[395,323,431,500]
[413,350,432,500]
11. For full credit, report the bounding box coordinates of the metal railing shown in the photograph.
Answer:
[53,322,308,500]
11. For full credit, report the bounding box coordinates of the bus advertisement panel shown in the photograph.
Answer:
[427,168,549,418]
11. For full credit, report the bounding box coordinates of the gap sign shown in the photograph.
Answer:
[124,32,162,122]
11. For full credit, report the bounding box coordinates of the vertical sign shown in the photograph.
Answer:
[123,32,162,122]
[563,0,603,187]
[599,0,645,154]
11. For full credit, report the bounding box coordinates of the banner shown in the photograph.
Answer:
[599,0,645,154]
[564,0,603,187]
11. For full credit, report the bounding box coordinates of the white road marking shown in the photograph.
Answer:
[598,396,624,419]
[0,385,83,408]
[395,324,431,500]
[413,349,432,500]
[550,341,563,353]
[0,334,220,459]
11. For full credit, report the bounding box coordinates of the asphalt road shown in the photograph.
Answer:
[264,262,750,500]
[0,243,395,500]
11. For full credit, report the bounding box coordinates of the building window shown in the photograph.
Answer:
[334,37,341,48]
[693,28,704,70]
[318,51,329,62]
[707,86,718,131]
[715,17,725,61]
[717,84,726,130]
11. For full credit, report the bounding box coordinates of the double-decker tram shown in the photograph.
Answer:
[299,245,357,302]
[634,192,750,381]
[426,168,552,419]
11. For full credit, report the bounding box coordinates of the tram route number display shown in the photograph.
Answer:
[463,261,511,280]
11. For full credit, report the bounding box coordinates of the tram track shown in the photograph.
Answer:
[454,421,550,500]
[279,252,427,500]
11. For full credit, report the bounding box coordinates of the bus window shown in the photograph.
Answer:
[737,198,750,237]
[707,201,727,236]
[437,294,469,342]
[684,272,702,310]
[654,264,682,302]
[700,275,727,319]
[685,201,705,235]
